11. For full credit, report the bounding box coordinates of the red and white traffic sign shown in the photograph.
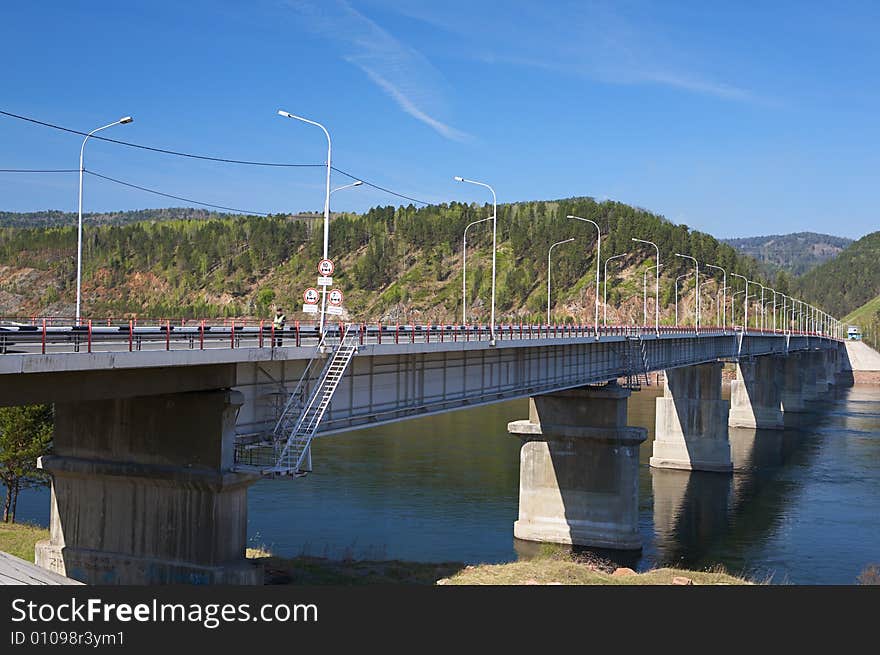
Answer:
[328,288,344,306]
[317,259,335,277]
[303,288,319,304]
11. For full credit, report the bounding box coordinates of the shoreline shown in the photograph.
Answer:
[0,523,749,586]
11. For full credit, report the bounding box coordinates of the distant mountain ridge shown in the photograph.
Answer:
[797,230,880,321]
[723,232,852,276]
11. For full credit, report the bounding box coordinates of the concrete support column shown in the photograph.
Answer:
[812,351,831,394]
[35,390,262,585]
[507,385,647,551]
[780,352,809,413]
[728,356,784,430]
[650,362,732,472]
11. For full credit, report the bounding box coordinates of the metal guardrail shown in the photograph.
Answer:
[0,318,838,356]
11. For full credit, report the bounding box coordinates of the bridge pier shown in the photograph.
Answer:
[780,352,810,413]
[650,362,732,472]
[728,356,784,430]
[507,385,647,551]
[811,351,832,395]
[35,390,262,585]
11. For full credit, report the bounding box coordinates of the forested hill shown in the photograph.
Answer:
[797,230,880,320]
[723,232,852,276]
[0,207,324,229]
[0,197,782,324]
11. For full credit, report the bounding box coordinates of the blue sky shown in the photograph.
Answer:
[1,0,878,238]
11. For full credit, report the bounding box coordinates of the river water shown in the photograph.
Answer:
[11,384,880,584]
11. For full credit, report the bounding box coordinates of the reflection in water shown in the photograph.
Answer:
[8,383,880,583]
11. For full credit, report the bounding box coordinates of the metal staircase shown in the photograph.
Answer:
[622,330,651,390]
[233,325,358,478]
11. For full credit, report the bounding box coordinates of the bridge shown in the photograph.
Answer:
[0,320,849,584]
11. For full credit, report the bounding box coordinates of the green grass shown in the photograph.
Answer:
[0,522,49,562]
[844,292,880,325]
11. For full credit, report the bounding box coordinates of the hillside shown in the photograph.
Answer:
[0,197,781,326]
[844,293,880,349]
[797,230,880,320]
[723,232,852,276]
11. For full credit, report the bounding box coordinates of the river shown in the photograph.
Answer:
[10,383,880,584]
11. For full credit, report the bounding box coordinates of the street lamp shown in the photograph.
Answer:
[643,265,664,325]
[462,216,492,324]
[632,238,660,336]
[675,253,699,333]
[75,115,133,324]
[567,216,601,339]
[455,176,497,345]
[731,273,748,330]
[675,273,690,326]
[769,288,778,332]
[330,180,363,195]
[603,253,627,326]
[757,283,768,331]
[705,264,727,330]
[547,238,576,325]
[278,109,332,335]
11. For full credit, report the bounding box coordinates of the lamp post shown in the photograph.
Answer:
[461,216,492,324]
[567,216,601,339]
[705,264,727,330]
[547,238,576,325]
[455,177,497,345]
[76,116,133,324]
[632,238,660,336]
[769,288,777,332]
[756,283,764,330]
[642,264,664,326]
[330,180,363,196]
[675,253,699,333]
[731,273,748,331]
[785,296,790,333]
[731,289,745,327]
[603,253,627,326]
[278,109,332,335]
[675,273,690,326]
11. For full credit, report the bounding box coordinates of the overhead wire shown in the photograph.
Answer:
[1,109,432,205]
[84,170,270,216]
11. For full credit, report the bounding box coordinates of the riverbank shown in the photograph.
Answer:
[0,523,48,562]
[244,545,752,585]
[0,524,749,585]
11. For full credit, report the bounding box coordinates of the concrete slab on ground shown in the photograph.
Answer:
[0,551,83,585]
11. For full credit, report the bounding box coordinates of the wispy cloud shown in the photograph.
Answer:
[286,0,468,141]
[372,0,760,104]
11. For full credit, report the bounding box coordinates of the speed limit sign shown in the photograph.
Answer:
[303,288,319,304]
[317,259,335,277]
[328,288,344,306]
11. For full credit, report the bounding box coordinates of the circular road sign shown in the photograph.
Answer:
[328,288,344,306]
[303,288,320,305]
[317,259,335,276]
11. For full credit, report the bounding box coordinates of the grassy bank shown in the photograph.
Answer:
[1,523,752,585]
[438,560,750,585]
[247,546,752,586]
[0,522,48,562]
